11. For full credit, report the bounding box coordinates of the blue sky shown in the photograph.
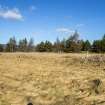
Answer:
[0,0,105,44]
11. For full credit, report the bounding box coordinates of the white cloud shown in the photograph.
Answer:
[0,7,23,21]
[56,28,74,34]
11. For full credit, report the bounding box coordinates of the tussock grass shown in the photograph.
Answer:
[0,53,105,105]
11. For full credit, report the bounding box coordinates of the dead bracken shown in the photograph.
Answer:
[81,55,105,63]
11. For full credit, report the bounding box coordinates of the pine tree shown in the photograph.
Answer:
[101,34,105,52]
[44,41,52,52]
[0,44,3,52]
[19,38,28,52]
[92,40,102,53]
[28,38,34,52]
[5,37,17,52]
[83,40,91,51]
[65,30,81,52]
[36,41,46,52]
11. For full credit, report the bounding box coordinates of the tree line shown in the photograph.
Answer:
[0,31,105,53]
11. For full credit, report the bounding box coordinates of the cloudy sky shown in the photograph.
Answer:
[0,0,105,44]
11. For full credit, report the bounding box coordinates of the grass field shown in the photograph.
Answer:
[0,53,105,105]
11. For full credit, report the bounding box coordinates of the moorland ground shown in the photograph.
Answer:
[0,53,105,105]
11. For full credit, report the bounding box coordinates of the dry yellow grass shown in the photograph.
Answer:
[0,53,105,105]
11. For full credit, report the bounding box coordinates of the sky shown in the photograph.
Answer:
[0,0,105,44]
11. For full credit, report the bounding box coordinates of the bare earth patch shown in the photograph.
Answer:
[0,53,105,105]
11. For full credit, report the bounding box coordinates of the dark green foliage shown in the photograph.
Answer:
[5,37,17,52]
[36,41,53,52]
[60,38,66,52]
[0,44,3,52]
[18,38,28,52]
[1,33,105,53]
[91,34,105,53]
[92,40,102,53]
[82,40,91,51]
[36,41,46,52]
[101,34,105,52]
[44,41,53,52]
[64,31,82,53]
